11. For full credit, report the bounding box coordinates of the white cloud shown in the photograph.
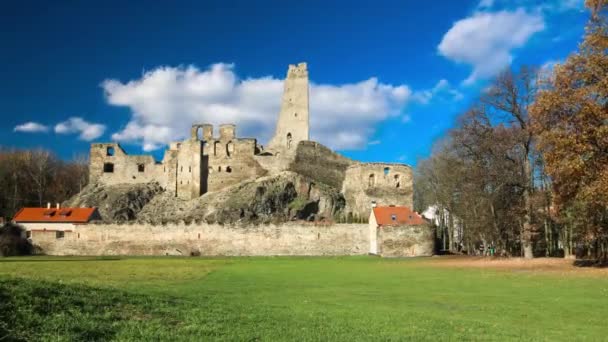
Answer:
[413,79,464,104]
[103,64,411,151]
[13,122,49,133]
[477,0,495,10]
[438,8,545,84]
[476,0,583,12]
[54,117,106,141]
[368,140,381,146]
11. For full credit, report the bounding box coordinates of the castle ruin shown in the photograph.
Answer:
[89,63,413,217]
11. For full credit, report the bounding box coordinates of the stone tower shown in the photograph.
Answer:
[268,62,310,151]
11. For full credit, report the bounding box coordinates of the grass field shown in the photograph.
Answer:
[0,256,606,341]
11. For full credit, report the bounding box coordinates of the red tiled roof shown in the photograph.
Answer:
[13,207,99,223]
[372,206,426,226]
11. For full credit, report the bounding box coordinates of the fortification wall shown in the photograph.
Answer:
[342,163,414,218]
[376,225,434,257]
[30,223,369,256]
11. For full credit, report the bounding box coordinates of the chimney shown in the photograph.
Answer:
[371,201,377,208]
[56,203,60,209]
[47,202,51,209]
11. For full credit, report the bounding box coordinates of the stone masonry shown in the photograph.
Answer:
[88,62,414,218]
[267,62,310,152]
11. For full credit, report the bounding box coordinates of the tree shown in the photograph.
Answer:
[530,0,608,260]
[0,148,89,219]
[482,66,539,259]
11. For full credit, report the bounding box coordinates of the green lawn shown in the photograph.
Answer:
[0,257,606,341]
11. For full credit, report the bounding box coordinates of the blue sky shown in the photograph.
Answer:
[1,0,588,165]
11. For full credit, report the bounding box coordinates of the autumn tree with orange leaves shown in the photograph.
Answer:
[530,0,608,260]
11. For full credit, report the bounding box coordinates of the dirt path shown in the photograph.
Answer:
[422,256,608,277]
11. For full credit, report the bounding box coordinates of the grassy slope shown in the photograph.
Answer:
[0,257,606,341]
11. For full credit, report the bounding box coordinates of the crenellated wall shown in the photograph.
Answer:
[199,125,267,193]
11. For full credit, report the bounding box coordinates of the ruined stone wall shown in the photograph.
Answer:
[89,143,167,188]
[342,163,414,218]
[376,224,435,257]
[30,222,369,256]
[202,125,267,193]
[175,139,203,199]
[288,141,354,188]
[268,62,309,151]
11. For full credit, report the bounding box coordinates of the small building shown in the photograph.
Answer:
[12,206,101,241]
[369,205,434,257]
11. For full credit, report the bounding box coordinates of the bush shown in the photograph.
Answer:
[0,223,33,257]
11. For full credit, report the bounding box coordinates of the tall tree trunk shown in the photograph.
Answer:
[522,156,534,259]
[448,209,455,253]
[544,218,550,257]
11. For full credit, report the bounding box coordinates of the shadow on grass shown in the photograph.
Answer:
[0,257,123,263]
[573,259,608,268]
[0,277,183,341]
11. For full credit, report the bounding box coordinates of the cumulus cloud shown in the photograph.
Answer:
[477,0,583,12]
[438,8,545,84]
[54,117,106,141]
[13,122,49,133]
[413,79,464,104]
[102,64,411,151]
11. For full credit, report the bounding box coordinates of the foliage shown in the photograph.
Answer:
[0,148,88,220]
[0,224,33,257]
[415,68,543,257]
[0,257,607,340]
[530,0,608,260]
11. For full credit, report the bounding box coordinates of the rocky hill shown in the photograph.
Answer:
[66,172,346,225]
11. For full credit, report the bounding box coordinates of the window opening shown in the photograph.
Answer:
[103,163,114,173]
[287,132,293,149]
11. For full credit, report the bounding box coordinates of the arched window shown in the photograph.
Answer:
[226,166,232,173]
[287,132,293,149]
[368,174,375,187]
[384,167,390,176]
[137,164,145,173]
[218,166,222,172]
[106,147,115,156]
[226,141,234,157]
[214,141,220,156]
[394,174,400,188]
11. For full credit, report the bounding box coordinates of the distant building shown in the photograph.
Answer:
[368,205,434,257]
[12,204,101,240]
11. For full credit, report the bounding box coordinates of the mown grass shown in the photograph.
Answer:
[0,256,606,341]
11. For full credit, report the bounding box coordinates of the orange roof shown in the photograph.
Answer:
[13,207,99,223]
[372,206,426,226]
